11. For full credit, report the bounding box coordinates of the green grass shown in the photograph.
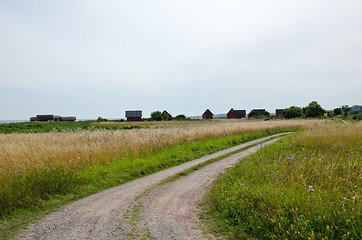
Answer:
[0,127,297,239]
[202,123,361,239]
[0,121,147,134]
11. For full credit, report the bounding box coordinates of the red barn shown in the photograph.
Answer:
[202,109,214,119]
[227,108,246,119]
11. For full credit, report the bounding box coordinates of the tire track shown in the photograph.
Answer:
[16,133,289,240]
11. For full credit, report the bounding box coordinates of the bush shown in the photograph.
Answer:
[283,106,303,119]
[150,111,162,121]
[305,101,325,118]
[175,114,186,120]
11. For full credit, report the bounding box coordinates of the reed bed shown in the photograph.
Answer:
[205,121,361,239]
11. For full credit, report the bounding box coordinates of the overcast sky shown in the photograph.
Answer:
[1,0,361,120]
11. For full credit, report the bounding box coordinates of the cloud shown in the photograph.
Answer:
[0,0,361,119]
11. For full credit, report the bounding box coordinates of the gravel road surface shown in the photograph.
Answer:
[16,133,289,240]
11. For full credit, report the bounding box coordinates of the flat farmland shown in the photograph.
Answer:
[0,119,317,239]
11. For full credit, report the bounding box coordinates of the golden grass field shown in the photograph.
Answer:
[0,119,319,178]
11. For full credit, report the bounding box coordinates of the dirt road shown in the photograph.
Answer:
[16,133,289,240]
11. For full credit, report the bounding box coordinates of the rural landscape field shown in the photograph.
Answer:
[1,1,362,239]
[202,121,361,239]
[0,118,360,239]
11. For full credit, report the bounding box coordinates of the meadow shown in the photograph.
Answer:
[203,121,361,239]
[0,120,148,134]
[0,120,311,214]
[0,119,318,239]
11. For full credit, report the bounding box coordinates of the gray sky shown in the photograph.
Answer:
[1,0,361,120]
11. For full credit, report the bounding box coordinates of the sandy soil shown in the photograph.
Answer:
[16,133,289,240]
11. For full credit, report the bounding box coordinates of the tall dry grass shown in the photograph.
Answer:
[0,120,317,177]
[206,121,361,239]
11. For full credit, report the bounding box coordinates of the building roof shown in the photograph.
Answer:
[227,108,246,116]
[276,109,285,114]
[234,110,246,116]
[203,109,213,115]
[125,110,142,118]
[247,109,265,115]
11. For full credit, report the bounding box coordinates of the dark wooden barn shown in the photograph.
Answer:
[202,109,214,119]
[35,115,56,122]
[227,108,246,119]
[62,116,77,121]
[125,110,142,121]
[162,110,172,120]
[248,109,266,118]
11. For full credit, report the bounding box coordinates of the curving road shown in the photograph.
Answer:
[16,133,289,240]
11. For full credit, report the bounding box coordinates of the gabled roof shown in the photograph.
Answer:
[248,109,265,115]
[203,109,213,115]
[227,108,246,116]
[125,110,142,118]
[234,110,246,116]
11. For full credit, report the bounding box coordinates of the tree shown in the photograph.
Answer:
[175,114,186,120]
[96,116,108,122]
[254,111,270,119]
[150,111,162,121]
[341,105,352,118]
[305,101,325,118]
[162,112,173,121]
[333,108,342,115]
[283,106,303,119]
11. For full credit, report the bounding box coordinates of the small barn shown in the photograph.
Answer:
[125,110,142,121]
[227,108,246,119]
[275,109,285,118]
[162,110,172,120]
[202,109,214,119]
[248,109,266,118]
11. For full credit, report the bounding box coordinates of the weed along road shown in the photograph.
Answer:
[16,133,290,240]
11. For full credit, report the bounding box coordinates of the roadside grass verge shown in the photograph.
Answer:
[202,122,361,239]
[0,126,299,239]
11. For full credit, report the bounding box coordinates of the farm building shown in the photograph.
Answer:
[275,109,285,118]
[62,116,77,121]
[35,115,56,122]
[202,109,214,119]
[248,109,266,118]
[31,115,76,122]
[53,115,62,121]
[125,110,142,121]
[227,108,246,119]
[162,110,172,120]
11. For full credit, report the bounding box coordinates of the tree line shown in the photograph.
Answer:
[283,101,361,120]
